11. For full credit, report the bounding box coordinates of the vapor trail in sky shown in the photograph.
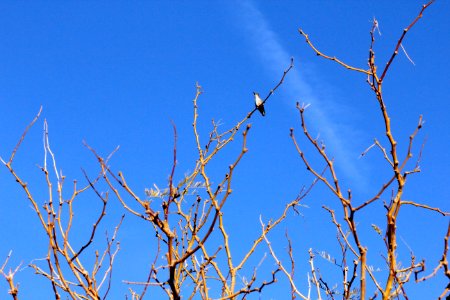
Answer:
[237,0,367,189]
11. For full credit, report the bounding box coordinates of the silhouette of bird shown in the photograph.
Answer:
[253,92,265,116]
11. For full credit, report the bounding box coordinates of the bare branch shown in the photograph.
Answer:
[379,0,435,82]
[298,29,370,75]
[3,106,43,165]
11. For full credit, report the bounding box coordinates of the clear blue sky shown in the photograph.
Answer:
[0,1,449,298]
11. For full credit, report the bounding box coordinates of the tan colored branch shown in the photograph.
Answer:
[379,0,435,82]
[261,221,309,300]
[0,252,20,300]
[401,201,449,216]
[298,29,370,75]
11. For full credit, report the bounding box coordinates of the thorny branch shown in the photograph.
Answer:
[2,110,123,299]
[2,2,447,299]
[0,251,21,300]
[82,59,296,299]
[280,1,448,300]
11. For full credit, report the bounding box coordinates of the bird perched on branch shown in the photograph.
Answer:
[253,92,265,116]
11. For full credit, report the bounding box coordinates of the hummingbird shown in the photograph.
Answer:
[253,92,265,116]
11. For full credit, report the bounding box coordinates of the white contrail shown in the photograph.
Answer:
[237,0,368,189]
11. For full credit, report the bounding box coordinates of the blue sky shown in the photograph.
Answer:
[0,1,449,298]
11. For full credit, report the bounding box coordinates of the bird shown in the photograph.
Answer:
[253,92,265,116]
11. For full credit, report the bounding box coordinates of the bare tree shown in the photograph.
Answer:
[2,60,310,299]
[268,1,449,299]
[85,60,309,299]
[1,111,122,299]
[1,1,448,300]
